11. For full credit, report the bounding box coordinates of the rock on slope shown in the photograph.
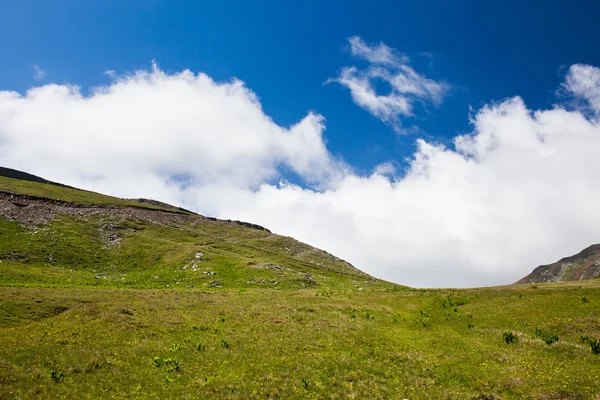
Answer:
[517,244,600,283]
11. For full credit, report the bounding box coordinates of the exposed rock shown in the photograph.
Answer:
[250,263,284,271]
[0,192,270,233]
[518,244,600,283]
[302,273,317,285]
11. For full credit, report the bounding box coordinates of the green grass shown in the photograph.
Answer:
[0,213,374,291]
[0,175,183,212]
[1,176,600,399]
[1,284,599,399]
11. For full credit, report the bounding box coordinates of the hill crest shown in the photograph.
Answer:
[0,167,377,290]
[517,244,600,284]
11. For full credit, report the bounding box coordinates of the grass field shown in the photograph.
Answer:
[0,175,186,212]
[1,175,599,399]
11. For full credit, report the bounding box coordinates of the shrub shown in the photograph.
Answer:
[580,335,591,344]
[503,331,518,344]
[169,343,183,352]
[221,339,230,349]
[581,336,600,354]
[49,368,64,383]
[415,309,430,328]
[544,333,559,345]
[442,296,469,309]
[301,378,310,389]
[196,342,205,352]
[152,356,162,367]
[164,358,180,372]
[468,323,475,329]
[534,327,559,345]
[581,296,589,304]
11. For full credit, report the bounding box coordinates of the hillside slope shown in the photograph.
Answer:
[0,172,376,291]
[517,244,600,284]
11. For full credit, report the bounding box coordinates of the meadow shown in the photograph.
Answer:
[1,175,599,399]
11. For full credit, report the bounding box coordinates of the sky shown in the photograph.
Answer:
[1,0,600,287]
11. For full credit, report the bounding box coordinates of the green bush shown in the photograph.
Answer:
[164,358,180,372]
[49,368,64,383]
[442,296,469,309]
[503,331,518,344]
[169,343,183,352]
[415,309,430,328]
[581,336,600,354]
[534,327,559,345]
[152,356,162,367]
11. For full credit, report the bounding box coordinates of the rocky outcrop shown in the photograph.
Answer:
[517,244,600,283]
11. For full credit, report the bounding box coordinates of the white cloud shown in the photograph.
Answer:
[348,36,408,66]
[564,64,600,115]
[1,62,600,288]
[33,64,46,80]
[330,37,449,132]
[0,63,342,202]
[373,162,396,176]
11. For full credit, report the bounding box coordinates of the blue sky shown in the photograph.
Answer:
[2,1,600,287]
[3,0,600,175]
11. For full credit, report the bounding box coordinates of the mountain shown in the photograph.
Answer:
[517,244,600,284]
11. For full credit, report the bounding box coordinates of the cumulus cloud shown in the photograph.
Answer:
[0,62,343,204]
[329,36,450,132]
[1,62,600,288]
[564,64,600,115]
[205,81,600,287]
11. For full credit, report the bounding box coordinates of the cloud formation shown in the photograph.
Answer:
[1,62,600,288]
[564,64,600,115]
[330,37,449,132]
[0,62,342,203]
[33,64,46,80]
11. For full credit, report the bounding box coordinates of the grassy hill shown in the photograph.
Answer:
[1,173,600,399]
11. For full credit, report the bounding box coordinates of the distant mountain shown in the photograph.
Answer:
[517,244,600,284]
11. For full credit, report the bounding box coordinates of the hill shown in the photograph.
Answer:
[0,166,74,188]
[0,172,371,290]
[517,244,600,284]
[1,169,600,399]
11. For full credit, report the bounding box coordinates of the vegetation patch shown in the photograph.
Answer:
[535,327,559,345]
[503,331,519,344]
